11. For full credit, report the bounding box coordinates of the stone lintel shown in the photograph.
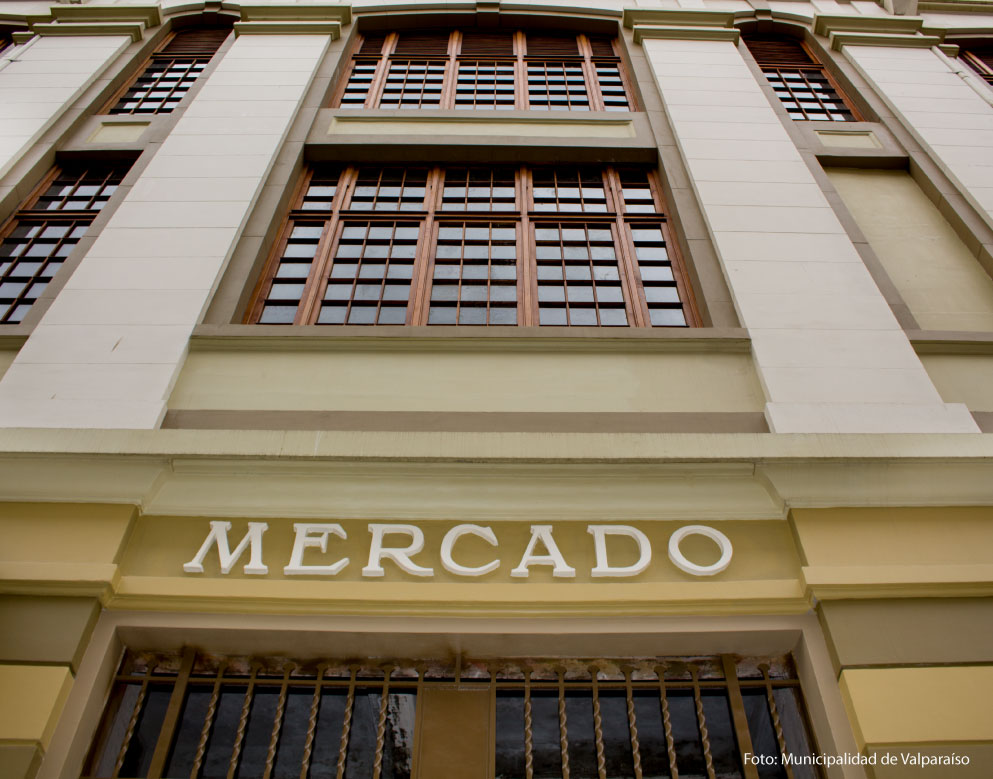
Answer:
[233,20,342,37]
[623,8,735,30]
[239,4,352,26]
[634,25,740,44]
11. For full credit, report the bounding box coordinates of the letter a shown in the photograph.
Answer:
[183,521,269,575]
[511,525,575,578]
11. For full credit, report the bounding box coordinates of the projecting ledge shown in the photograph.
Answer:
[310,110,655,163]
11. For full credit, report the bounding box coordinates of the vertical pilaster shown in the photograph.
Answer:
[626,10,977,433]
[836,35,993,226]
[0,17,341,429]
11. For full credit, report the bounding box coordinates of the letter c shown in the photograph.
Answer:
[441,524,500,577]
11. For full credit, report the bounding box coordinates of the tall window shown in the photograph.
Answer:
[0,163,132,324]
[105,27,230,115]
[336,28,632,111]
[743,35,858,121]
[248,165,695,328]
[960,43,993,87]
[83,650,821,779]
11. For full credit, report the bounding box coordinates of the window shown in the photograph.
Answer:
[84,650,821,779]
[0,29,12,56]
[743,35,858,122]
[105,27,230,115]
[335,29,633,111]
[0,163,132,324]
[248,166,696,328]
[960,43,993,87]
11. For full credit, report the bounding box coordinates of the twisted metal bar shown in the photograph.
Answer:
[624,669,643,779]
[227,665,259,779]
[655,666,679,779]
[112,684,147,778]
[524,673,534,779]
[263,670,290,779]
[299,665,326,779]
[335,668,358,779]
[191,664,226,779]
[371,666,393,779]
[557,670,570,779]
[590,667,606,779]
[762,666,794,779]
[690,668,715,779]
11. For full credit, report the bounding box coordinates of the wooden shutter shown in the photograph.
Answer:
[525,32,580,57]
[743,36,815,66]
[588,36,617,59]
[393,29,451,56]
[160,27,230,56]
[459,30,514,57]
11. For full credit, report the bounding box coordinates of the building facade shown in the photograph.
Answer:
[1,0,992,777]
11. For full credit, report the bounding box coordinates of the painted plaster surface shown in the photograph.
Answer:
[0,33,330,429]
[643,36,977,433]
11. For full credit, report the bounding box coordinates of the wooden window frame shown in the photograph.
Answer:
[961,48,993,87]
[100,27,230,116]
[744,36,862,122]
[332,29,635,112]
[0,164,131,325]
[247,165,699,328]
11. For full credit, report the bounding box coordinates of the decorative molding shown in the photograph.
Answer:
[29,21,145,42]
[11,31,34,44]
[623,9,736,29]
[634,26,740,44]
[813,14,925,37]
[48,4,162,27]
[919,0,993,11]
[829,31,943,51]
[239,4,352,26]
[233,20,342,37]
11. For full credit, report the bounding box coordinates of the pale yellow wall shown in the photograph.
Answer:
[0,665,73,750]
[168,350,766,412]
[826,168,993,331]
[841,666,993,747]
[920,354,993,411]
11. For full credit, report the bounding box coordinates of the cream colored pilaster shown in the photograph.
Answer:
[818,15,993,227]
[0,5,157,178]
[0,9,345,429]
[626,10,977,433]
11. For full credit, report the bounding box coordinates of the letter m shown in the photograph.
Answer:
[183,521,269,575]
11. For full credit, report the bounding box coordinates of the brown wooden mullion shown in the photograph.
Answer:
[518,166,535,326]
[364,33,397,108]
[721,655,761,779]
[605,169,648,327]
[409,167,442,325]
[578,35,605,112]
[440,31,460,109]
[514,32,528,110]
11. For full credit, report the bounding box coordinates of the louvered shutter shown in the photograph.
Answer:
[525,33,580,57]
[588,36,617,59]
[160,27,230,56]
[743,36,814,66]
[459,30,514,57]
[393,29,451,56]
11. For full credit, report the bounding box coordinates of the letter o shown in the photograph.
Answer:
[668,525,732,576]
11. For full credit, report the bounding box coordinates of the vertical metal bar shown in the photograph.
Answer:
[761,666,795,779]
[191,662,227,779]
[263,667,291,779]
[336,667,358,779]
[299,665,326,779]
[653,665,679,779]
[227,663,259,779]
[523,672,534,779]
[557,670,570,779]
[721,656,760,779]
[590,667,606,779]
[624,669,643,779]
[147,647,197,779]
[372,666,394,779]
[690,668,716,779]
[111,681,148,778]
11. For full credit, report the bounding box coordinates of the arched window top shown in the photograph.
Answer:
[741,32,859,122]
[334,27,632,112]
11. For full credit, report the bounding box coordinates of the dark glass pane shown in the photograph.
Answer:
[600,690,636,779]
[532,691,562,778]
[164,688,212,778]
[202,687,249,779]
[120,685,173,778]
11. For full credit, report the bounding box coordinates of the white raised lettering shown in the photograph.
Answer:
[510,525,575,578]
[587,525,651,578]
[441,524,500,577]
[667,525,732,576]
[362,523,434,577]
[183,520,269,575]
[283,523,349,576]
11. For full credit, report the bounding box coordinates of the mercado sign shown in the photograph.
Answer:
[182,522,734,579]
